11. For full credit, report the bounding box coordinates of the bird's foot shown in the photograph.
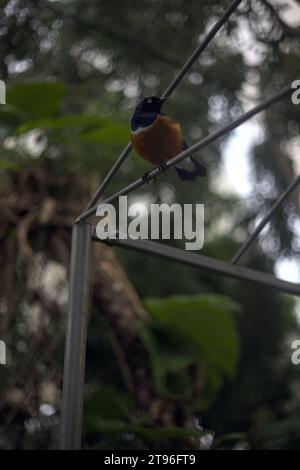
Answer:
[158,160,168,176]
[142,171,152,184]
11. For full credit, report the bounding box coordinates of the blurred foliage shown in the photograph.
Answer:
[7,82,65,118]
[250,407,300,449]
[142,295,239,406]
[84,386,204,449]
[0,0,300,451]
[83,294,240,448]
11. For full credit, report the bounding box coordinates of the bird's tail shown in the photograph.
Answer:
[175,157,207,182]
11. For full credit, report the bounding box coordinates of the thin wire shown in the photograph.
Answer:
[161,0,244,99]
[77,84,293,222]
[82,0,244,213]
[231,174,300,265]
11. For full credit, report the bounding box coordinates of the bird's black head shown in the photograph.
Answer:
[135,96,166,114]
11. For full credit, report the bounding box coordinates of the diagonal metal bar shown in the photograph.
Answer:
[92,233,300,297]
[77,84,293,222]
[160,0,244,99]
[231,174,300,265]
[82,0,244,213]
[84,143,132,211]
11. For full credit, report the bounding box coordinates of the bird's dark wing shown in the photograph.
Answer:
[175,140,207,181]
[175,159,207,181]
[182,140,189,151]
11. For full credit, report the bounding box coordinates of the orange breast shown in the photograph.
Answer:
[130,115,183,165]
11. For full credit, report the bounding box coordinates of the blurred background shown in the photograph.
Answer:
[0,0,300,450]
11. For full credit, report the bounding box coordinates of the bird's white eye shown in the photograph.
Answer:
[147,98,152,103]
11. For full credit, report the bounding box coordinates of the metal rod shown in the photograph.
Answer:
[85,143,132,211]
[161,0,244,99]
[77,84,292,222]
[82,0,244,213]
[92,234,300,297]
[60,222,92,450]
[231,174,300,265]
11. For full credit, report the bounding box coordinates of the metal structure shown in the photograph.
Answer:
[60,222,92,449]
[93,233,300,297]
[60,0,299,450]
[231,174,300,265]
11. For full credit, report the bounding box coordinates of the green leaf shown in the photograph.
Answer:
[82,121,129,146]
[143,294,240,407]
[18,114,129,149]
[84,385,203,443]
[85,417,203,441]
[84,385,132,423]
[0,159,21,170]
[7,82,65,119]
[139,322,197,399]
[18,115,109,133]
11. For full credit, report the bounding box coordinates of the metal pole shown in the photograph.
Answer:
[161,0,243,99]
[231,174,300,265]
[60,222,92,450]
[92,234,300,297]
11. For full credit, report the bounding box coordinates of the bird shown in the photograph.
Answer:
[130,96,207,182]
